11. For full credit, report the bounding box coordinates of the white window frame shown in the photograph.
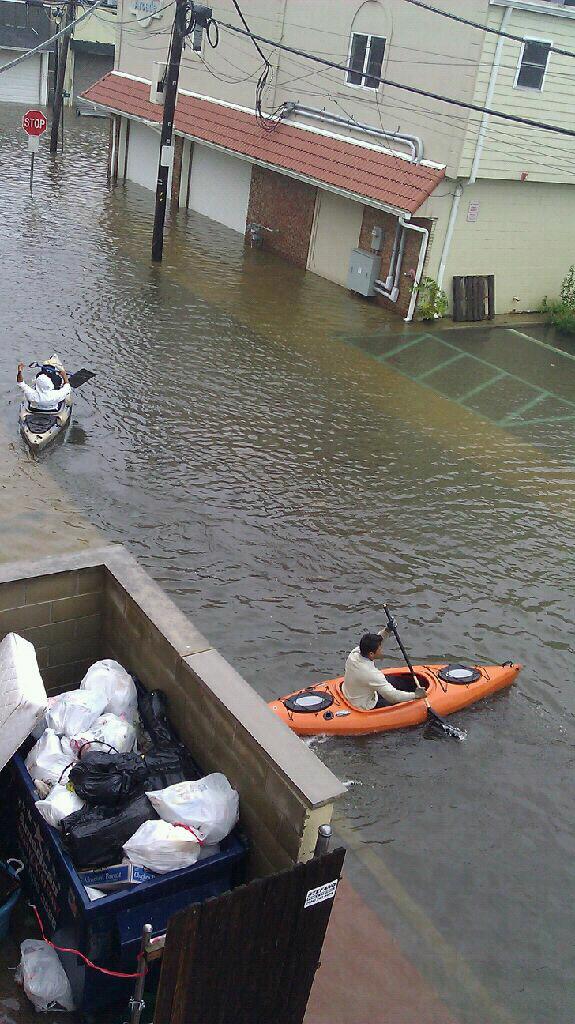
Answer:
[345,32,386,91]
[513,36,552,92]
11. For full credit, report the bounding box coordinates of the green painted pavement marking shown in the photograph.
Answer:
[458,371,508,403]
[374,334,431,360]
[512,412,575,426]
[499,391,549,426]
[414,351,467,382]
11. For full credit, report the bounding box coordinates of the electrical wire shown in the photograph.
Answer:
[0,0,107,74]
[213,18,575,140]
[400,0,575,62]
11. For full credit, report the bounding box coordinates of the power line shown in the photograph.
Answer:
[400,0,575,62]
[0,0,107,75]
[214,17,575,140]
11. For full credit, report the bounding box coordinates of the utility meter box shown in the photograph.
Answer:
[347,248,381,297]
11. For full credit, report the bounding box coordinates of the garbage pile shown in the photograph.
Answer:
[24,658,239,887]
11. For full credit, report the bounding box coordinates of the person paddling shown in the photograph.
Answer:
[342,625,427,710]
[17,361,71,412]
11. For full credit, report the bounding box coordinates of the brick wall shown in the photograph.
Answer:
[359,208,433,317]
[0,546,345,879]
[245,166,317,268]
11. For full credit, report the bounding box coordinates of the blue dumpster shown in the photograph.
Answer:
[10,746,247,1016]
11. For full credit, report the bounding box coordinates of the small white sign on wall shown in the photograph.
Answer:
[467,201,480,223]
[304,879,339,909]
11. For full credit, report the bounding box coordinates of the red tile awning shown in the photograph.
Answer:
[83,72,445,215]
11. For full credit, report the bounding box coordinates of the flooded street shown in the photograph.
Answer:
[1,106,574,1024]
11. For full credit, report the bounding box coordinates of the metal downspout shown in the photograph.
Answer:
[437,182,463,291]
[469,5,513,184]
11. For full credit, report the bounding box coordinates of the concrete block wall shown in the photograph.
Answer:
[245,165,318,268]
[0,546,345,880]
[0,559,104,691]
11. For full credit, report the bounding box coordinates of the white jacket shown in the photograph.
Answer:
[19,374,71,411]
[342,645,420,710]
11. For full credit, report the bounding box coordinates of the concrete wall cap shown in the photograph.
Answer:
[185,648,346,809]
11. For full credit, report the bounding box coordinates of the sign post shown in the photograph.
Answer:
[22,109,47,194]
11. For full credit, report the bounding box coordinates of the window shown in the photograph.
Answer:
[346,33,386,89]
[515,38,551,90]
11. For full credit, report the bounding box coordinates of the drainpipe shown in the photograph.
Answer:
[383,221,402,290]
[469,6,513,184]
[437,182,463,291]
[375,222,405,302]
[374,216,428,321]
[288,104,423,163]
[403,221,430,324]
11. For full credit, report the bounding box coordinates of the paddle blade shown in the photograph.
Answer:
[427,707,466,741]
[69,369,95,388]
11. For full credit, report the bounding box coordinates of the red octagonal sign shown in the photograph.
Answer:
[22,109,47,137]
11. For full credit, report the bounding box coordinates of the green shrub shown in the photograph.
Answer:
[414,277,449,320]
[540,265,575,335]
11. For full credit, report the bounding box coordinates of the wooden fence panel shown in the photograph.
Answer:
[154,848,346,1024]
[452,274,495,321]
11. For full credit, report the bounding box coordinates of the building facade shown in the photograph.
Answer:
[0,0,51,105]
[83,0,575,318]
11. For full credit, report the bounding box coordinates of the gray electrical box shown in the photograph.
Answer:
[347,248,381,297]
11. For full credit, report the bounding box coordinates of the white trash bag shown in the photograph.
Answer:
[146,773,239,844]
[16,940,75,1012]
[71,713,137,756]
[123,819,201,874]
[35,783,83,828]
[46,690,108,738]
[25,730,76,786]
[80,660,138,721]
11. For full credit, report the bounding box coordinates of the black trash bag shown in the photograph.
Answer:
[145,748,194,792]
[137,688,178,748]
[62,794,159,869]
[69,750,149,808]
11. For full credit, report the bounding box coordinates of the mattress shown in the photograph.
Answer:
[0,632,48,772]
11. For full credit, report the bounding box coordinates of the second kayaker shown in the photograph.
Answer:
[17,361,71,412]
[342,627,427,710]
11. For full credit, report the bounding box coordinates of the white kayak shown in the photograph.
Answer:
[18,354,73,452]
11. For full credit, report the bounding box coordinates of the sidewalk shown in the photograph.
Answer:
[305,877,459,1024]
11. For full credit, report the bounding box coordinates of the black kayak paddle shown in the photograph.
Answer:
[68,369,95,389]
[383,605,466,741]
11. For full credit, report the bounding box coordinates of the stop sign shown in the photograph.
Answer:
[22,109,47,137]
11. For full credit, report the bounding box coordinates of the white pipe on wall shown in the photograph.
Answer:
[470,5,513,184]
[403,221,430,323]
[437,182,463,291]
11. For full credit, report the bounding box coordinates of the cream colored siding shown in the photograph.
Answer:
[188,146,251,233]
[442,179,575,312]
[307,191,363,287]
[458,4,575,183]
[115,0,488,174]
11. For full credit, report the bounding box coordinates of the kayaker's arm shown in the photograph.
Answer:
[373,675,427,705]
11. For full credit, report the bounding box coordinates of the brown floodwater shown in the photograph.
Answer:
[0,106,574,1024]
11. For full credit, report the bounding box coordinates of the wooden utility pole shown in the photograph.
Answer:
[50,0,76,154]
[151,0,188,262]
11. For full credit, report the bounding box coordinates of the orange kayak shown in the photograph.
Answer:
[269,662,522,736]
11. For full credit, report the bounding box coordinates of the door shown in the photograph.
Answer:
[155,847,346,1024]
[188,144,252,233]
[0,51,42,103]
[307,190,364,287]
[125,121,166,193]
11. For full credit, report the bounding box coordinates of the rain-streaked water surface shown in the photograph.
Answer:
[1,108,574,1024]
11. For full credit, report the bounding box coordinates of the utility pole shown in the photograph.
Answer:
[50,0,76,153]
[151,2,212,262]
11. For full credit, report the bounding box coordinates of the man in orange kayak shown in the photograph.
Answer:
[342,628,427,710]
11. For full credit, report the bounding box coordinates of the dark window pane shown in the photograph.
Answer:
[522,40,550,67]
[517,62,545,89]
[364,36,386,89]
[347,33,367,85]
